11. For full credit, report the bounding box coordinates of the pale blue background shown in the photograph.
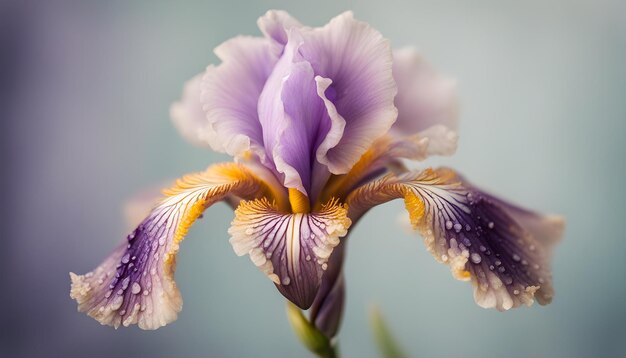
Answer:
[3,0,626,357]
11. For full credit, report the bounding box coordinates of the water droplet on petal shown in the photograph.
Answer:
[282,277,291,285]
[445,221,453,230]
[121,277,130,290]
[470,253,482,264]
[131,282,142,295]
[110,296,124,310]
[453,223,462,233]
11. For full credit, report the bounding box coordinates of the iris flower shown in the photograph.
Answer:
[70,10,564,343]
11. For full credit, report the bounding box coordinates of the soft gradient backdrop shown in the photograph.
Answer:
[3,0,625,357]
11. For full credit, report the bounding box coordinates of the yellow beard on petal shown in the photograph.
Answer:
[289,188,311,213]
[319,142,384,204]
[403,191,425,228]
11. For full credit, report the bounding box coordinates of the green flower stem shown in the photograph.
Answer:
[286,302,339,358]
[370,305,407,358]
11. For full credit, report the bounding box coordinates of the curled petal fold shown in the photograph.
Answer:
[229,198,351,309]
[300,11,398,174]
[70,163,276,329]
[257,30,331,197]
[257,10,302,47]
[347,169,564,311]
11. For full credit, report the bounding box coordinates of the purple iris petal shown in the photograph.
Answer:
[200,36,278,157]
[70,208,186,330]
[310,241,347,338]
[70,164,272,329]
[257,10,302,47]
[170,74,212,148]
[300,12,398,174]
[229,198,351,309]
[257,30,332,198]
[185,11,397,197]
[347,169,563,311]
[391,47,458,137]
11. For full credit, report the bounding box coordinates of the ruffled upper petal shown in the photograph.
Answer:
[186,12,399,199]
[391,47,458,137]
[229,198,351,309]
[170,74,212,148]
[299,11,398,174]
[346,168,564,311]
[257,32,330,197]
[257,10,302,46]
[199,36,279,158]
[70,163,280,329]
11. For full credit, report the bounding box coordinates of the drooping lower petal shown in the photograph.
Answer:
[347,169,564,311]
[70,163,277,329]
[229,198,351,309]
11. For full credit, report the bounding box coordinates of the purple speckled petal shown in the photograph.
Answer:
[298,12,398,174]
[229,198,351,309]
[70,164,271,329]
[391,47,458,138]
[347,168,564,311]
[199,36,279,158]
